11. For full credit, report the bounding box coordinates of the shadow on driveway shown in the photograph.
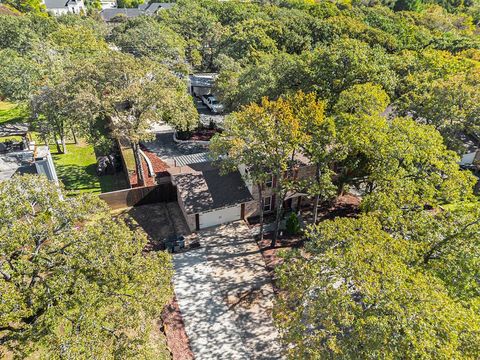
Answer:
[172,222,284,360]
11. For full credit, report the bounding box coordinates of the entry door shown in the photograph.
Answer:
[199,205,241,229]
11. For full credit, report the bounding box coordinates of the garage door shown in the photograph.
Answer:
[199,205,241,229]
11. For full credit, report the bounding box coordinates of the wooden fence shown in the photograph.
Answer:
[99,182,177,210]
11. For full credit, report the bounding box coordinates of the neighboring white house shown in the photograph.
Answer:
[188,73,217,98]
[100,0,116,9]
[0,124,58,184]
[43,0,85,15]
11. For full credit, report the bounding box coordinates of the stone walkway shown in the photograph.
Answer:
[172,222,284,360]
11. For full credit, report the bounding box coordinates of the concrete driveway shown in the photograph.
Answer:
[172,222,284,360]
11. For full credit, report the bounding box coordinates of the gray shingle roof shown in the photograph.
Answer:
[100,8,142,21]
[101,2,174,21]
[173,162,253,214]
[44,0,68,8]
[0,123,29,138]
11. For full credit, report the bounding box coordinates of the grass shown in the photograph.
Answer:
[120,145,136,173]
[1,101,128,194]
[0,101,29,125]
[50,142,128,195]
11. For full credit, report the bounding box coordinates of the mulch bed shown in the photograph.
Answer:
[161,296,194,360]
[129,147,170,187]
[129,156,155,187]
[255,232,304,293]
[316,194,360,221]
[253,194,361,292]
[142,147,170,178]
[177,128,220,142]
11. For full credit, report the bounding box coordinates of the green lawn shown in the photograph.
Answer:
[50,143,128,195]
[1,101,128,194]
[0,101,29,125]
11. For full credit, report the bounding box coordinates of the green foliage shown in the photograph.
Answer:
[276,215,480,359]
[158,0,225,69]
[285,212,301,235]
[334,83,390,116]
[3,0,45,14]
[117,0,144,8]
[394,0,423,11]
[69,51,197,185]
[396,67,480,152]
[335,113,476,216]
[221,18,279,60]
[0,15,39,53]
[215,39,398,111]
[0,175,172,358]
[109,16,187,69]
[48,23,108,57]
[0,49,43,101]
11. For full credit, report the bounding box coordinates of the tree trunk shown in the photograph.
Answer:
[61,135,67,154]
[54,136,62,154]
[258,184,264,241]
[71,129,78,144]
[271,170,284,248]
[132,142,145,187]
[313,163,321,224]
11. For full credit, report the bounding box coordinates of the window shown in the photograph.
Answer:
[265,174,273,188]
[263,196,273,212]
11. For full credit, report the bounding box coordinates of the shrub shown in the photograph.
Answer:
[286,212,301,235]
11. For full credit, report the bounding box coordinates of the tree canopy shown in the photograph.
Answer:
[276,214,480,359]
[0,175,172,358]
[1,1,480,358]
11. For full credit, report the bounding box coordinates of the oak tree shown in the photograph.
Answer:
[0,175,173,358]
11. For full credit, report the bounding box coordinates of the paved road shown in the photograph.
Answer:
[172,222,284,360]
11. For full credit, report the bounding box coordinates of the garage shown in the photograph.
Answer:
[172,160,254,232]
[199,205,241,229]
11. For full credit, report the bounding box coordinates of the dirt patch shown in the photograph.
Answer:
[161,297,194,360]
[118,203,177,251]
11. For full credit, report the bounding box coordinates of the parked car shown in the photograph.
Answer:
[201,95,224,114]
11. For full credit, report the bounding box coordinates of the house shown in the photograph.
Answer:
[100,2,174,22]
[142,124,315,231]
[43,0,85,15]
[100,0,117,9]
[0,125,58,183]
[460,150,480,168]
[188,73,217,98]
[167,151,315,231]
[169,153,254,231]
[238,154,315,219]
